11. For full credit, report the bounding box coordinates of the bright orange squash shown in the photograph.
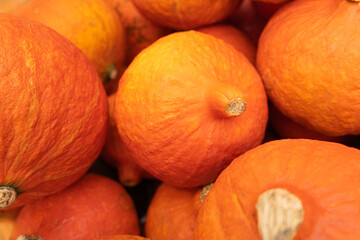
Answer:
[194,139,360,239]
[257,0,360,136]
[0,13,108,209]
[11,0,126,81]
[11,174,140,240]
[114,30,268,187]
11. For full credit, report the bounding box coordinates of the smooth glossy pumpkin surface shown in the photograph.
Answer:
[194,139,360,239]
[0,0,28,13]
[0,13,107,209]
[197,24,256,64]
[12,0,126,81]
[145,183,202,240]
[257,0,360,136]
[115,30,268,187]
[131,0,242,30]
[11,174,139,240]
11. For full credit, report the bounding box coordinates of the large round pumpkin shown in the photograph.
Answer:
[0,13,107,209]
[11,174,139,240]
[257,0,360,136]
[114,30,268,188]
[194,139,360,239]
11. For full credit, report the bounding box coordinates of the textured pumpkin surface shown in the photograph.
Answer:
[0,13,107,209]
[11,0,126,81]
[269,102,353,144]
[0,0,28,13]
[197,24,256,65]
[194,139,360,239]
[145,183,202,240]
[105,0,171,64]
[257,0,360,136]
[101,235,149,240]
[101,94,150,187]
[11,174,139,240]
[115,30,268,187]
[131,0,242,30]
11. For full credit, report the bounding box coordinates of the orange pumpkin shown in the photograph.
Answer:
[194,139,360,239]
[0,13,107,210]
[104,0,171,64]
[11,0,126,82]
[11,174,139,240]
[269,102,354,144]
[197,24,256,64]
[257,0,360,136]
[101,236,149,240]
[101,94,151,187]
[131,0,243,30]
[145,183,212,240]
[0,208,21,240]
[114,30,268,187]
[0,0,28,13]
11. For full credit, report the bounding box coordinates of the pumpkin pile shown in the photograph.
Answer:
[0,0,359,239]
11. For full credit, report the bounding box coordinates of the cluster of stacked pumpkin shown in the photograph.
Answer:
[1,0,360,239]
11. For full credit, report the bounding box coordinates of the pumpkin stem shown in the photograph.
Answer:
[17,235,42,240]
[0,186,16,209]
[200,183,214,203]
[255,188,304,240]
[225,98,247,116]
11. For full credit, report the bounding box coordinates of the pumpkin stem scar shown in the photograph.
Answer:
[200,183,214,203]
[0,186,17,209]
[225,98,247,117]
[17,235,42,240]
[255,188,304,240]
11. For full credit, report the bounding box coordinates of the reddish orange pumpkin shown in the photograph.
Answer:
[131,0,243,30]
[101,94,151,187]
[197,24,256,64]
[11,0,126,81]
[105,0,171,64]
[0,13,107,210]
[11,174,140,240]
[145,183,208,240]
[194,139,360,239]
[114,30,268,187]
[257,0,360,136]
[101,236,149,240]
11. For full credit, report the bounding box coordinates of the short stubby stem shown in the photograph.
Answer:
[255,188,304,240]
[17,235,42,240]
[225,98,247,116]
[0,186,17,209]
[200,183,214,203]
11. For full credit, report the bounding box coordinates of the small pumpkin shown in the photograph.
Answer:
[11,0,126,82]
[0,13,107,210]
[101,94,151,187]
[104,0,171,64]
[114,30,268,187]
[131,0,243,30]
[194,139,360,239]
[257,0,360,136]
[145,183,213,240]
[11,174,140,240]
[196,24,256,64]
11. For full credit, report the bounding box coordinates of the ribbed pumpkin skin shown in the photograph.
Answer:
[194,139,360,239]
[101,236,149,240]
[257,0,360,136]
[114,31,268,188]
[11,0,126,81]
[0,13,107,209]
[11,174,140,240]
[145,184,201,240]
